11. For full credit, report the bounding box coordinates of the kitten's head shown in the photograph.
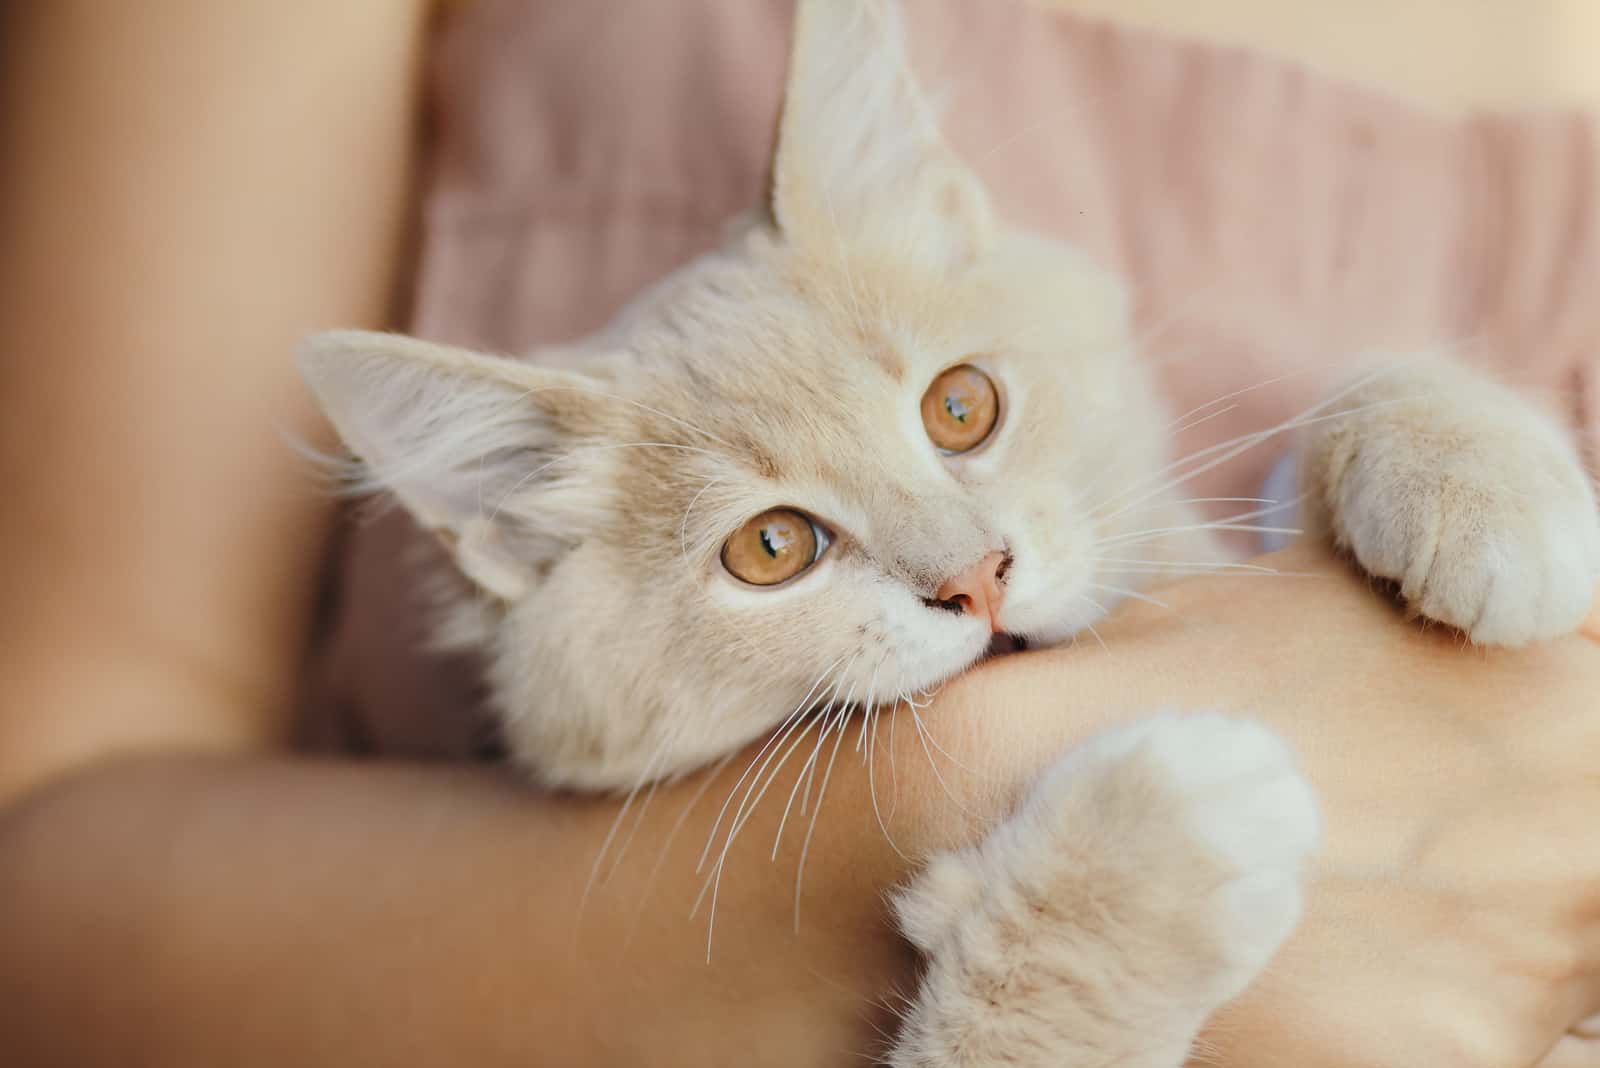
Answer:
[301,0,1173,789]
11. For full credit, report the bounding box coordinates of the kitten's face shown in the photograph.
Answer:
[302,0,1174,788]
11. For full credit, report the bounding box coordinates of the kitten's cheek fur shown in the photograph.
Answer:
[1000,598,1104,649]
[989,564,1104,648]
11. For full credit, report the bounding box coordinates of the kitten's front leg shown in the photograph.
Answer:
[888,713,1319,1068]
[1302,355,1600,646]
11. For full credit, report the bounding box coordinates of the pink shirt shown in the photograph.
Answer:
[300,0,1600,757]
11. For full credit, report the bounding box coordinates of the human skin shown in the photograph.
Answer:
[2,3,1599,1066]
[0,0,426,800]
[4,545,1600,1067]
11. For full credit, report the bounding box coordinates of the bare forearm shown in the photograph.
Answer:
[0,0,427,799]
[0,753,919,1067]
[5,548,1596,1066]
[0,551,1358,1067]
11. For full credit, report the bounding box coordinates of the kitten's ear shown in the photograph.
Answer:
[771,0,993,268]
[299,330,607,600]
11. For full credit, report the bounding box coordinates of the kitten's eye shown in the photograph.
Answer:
[921,364,999,453]
[721,508,824,586]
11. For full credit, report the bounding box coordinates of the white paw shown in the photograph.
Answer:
[887,713,1319,1067]
[1046,713,1321,986]
[1144,716,1319,968]
[1333,437,1600,646]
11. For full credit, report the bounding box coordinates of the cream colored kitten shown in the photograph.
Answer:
[300,2,1600,1064]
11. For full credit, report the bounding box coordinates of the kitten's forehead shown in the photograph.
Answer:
[652,338,908,488]
[623,256,938,469]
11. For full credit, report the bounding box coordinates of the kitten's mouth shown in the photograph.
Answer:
[984,632,1028,659]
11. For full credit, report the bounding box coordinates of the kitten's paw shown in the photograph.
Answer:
[889,714,1317,1067]
[952,714,1319,998]
[1331,436,1600,646]
[1069,713,1320,985]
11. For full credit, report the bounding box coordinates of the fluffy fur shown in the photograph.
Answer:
[300,2,1600,1063]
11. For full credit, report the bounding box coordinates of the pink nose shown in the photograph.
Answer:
[934,551,1008,633]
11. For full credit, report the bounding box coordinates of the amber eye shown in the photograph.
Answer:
[921,364,999,453]
[721,508,824,586]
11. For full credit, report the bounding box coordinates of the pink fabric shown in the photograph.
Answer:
[301,0,1600,757]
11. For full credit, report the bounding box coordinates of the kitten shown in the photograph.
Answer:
[300,2,1600,1063]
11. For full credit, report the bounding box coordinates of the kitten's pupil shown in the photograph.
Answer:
[944,395,971,423]
[760,526,783,558]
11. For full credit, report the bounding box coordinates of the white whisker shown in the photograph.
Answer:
[1163,370,1310,433]
[695,653,850,874]
[790,664,861,828]
[1104,496,1306,549]
[1082,621,1109,651]
[679,476,726,559]
[1091,370,1417,525]
[1086,581,1172,611]
[770,710,838,860]
[795,694,858,932]
[1074,592,1112,651]
[1092,557,1281,572]
[908,708,978,819]
[1095,565,1322,580]
[854,656,885,757]
[1099,522,1302,548]
[863,703,910,862]
[602,775,661,881]
[1168,402,1239,438]
[622,752,733,949]
[698,653,858,960]
[1093,497,1282,531]
[574,729,680,945]
[886,699,901,819]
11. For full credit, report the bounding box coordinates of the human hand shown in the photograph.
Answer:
[885,543,1600,1068]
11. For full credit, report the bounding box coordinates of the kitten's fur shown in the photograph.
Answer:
[300,2,1600,1064]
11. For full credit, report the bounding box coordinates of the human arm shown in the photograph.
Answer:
[5,543,1600,1066]
[0,0,426,801]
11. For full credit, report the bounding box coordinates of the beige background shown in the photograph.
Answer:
[1045,0,1600,110]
